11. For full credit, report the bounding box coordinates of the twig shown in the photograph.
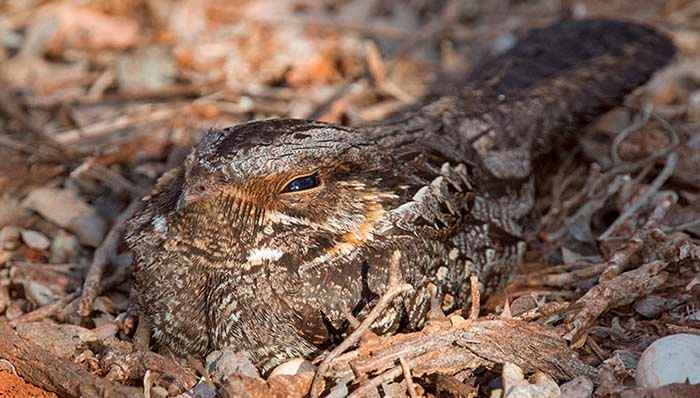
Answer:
[544,175,625,242]
[97,339,198,392]
[79,199,143,317]
[516,263,608,288]
[620,383,700,398]
[214,7,411,39]
[347,362,408,398]
[524,195,674,291]
[9,292,80,327]
[599,152,678,240]
[610,104,652,164]
[134,315,152,352]
[399,357,418,398]
[563,260,669,343]
[337,317,596,396]
[515,301,570,322]
[665,218,700,233]
[599,194,675,282]
[468,275,480,321]
[71,160,147,199]
[54,105,181,145]
[600,110,680,241]
[310,250,413,398]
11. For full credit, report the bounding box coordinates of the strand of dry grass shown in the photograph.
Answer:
[79,199,144,318]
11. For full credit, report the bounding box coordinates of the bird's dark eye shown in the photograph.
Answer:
[282,172,321,193]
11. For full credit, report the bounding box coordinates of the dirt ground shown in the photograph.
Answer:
[0,371,57,398]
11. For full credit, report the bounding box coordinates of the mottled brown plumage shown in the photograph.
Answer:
[126,19,676,372]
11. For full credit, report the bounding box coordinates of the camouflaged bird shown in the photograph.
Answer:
[126,19,676,372]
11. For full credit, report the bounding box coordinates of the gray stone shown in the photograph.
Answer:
[205,349,260,383]
[20,229,50,250]
[636,334,700,387]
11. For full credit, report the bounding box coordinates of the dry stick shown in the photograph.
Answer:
[9,292,80,327]
[515,301,570,322]
[599,194,675,283]
[544,175,625,242]
[347,329,454,378]
[66,257,136,322]
[610,104,652,165]
[399,357,418,398]
[11,259,133,327]
[468,275,480,321]
[79,199,144,317]
[665,218,700,233]
[72,160,147,199]
[339,275,480,395]
[540,150,582,229]
[134,315,152,352]
[563,260,670,343]
[599,110,680,241]
[224,10,410,40]
[527,195,676,289]
[0,134,71,164]
[578,226,698,340]
[523,224,664,290]
[599,152,678,241]
[347,360,411,398]
[0,323,143,397]
[347,317,594,397]
[310,250,414,398]
[337,317,596,386]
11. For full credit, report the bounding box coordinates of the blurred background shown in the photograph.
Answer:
[1,0,697,197]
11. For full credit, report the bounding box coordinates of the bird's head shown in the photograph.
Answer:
[150,119,401,273]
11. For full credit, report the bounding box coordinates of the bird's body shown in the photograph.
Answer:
[126,19,676,372]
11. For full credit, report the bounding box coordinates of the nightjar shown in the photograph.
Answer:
[126,19,676,372]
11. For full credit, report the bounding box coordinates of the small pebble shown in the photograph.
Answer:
[23,188,106,247]
[205,350,260,383]
[510,295,537,316]
[633,295,669,318]
[150,386,168,398]
[502,363,560,398]
[24,280,59,306]
[269,357,315,377]
[560,376,593,398]
[636,334,700,387]
[20,229,50,250]
[5,299,26,320]
[0,226,21,250]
